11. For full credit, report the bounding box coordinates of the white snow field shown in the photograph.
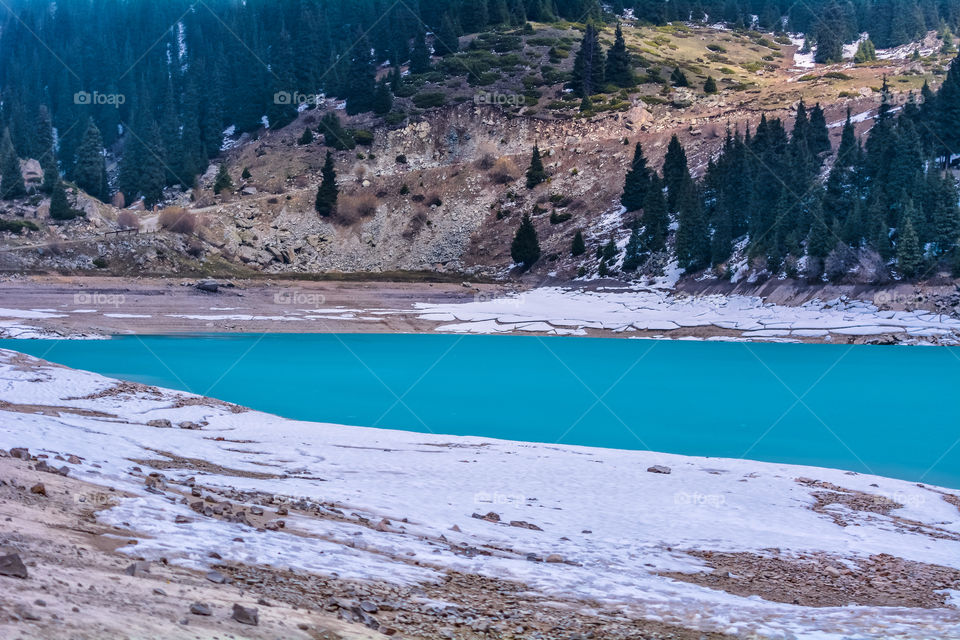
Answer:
[0,349,958,639]
[414,286,960,342]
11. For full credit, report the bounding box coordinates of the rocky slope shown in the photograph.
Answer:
[0,27,947,285]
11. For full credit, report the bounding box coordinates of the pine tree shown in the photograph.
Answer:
[670,66,689,87]
[299,128,315,145]
[0,128,25,200]
[571,229,586,256]
[73,119,108,201]
[34,106,55,174]
[319,113,355,150]
[675,178,710,271]
[806,199,833,259]
[344,37,377,114]
[622,226,643,271]
[434,13,460,57]
[315,151,338,217]
[621,143,651,212]
[373,79,393,115]
[604,23,634,87]
[511,212,541,269]
[854,38,877,62]
[641,174,669,255]
[214,164,233,194]
[570,22,605,97]
[662,135,689,211]
[896,215,922,276]
[409,31,432,74]
[815,2,845,63]
[49,179,81,221]
[703,76,718,94]
[526,145,546,189]
[602,238,618,263]
[808,103,831,155]
[138,122,168,208]
[936,57,960,165]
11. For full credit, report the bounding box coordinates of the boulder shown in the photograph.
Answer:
[190,602,212,616]
[0,553,29,578]
[195,280,219,293]
[646,465,671,474]
[232,604,259,625]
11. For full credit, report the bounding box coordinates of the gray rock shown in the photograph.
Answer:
[146,419,172,428]
[232,604,259,625]
[124,561,151,577]
[196,280,220,293]
[178,421,201,430]
[190,602,212,616]
[205,570,227,584]
[0,553,29,578]
[646,465,672,474]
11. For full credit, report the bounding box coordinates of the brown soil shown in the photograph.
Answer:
[663,550,960,609]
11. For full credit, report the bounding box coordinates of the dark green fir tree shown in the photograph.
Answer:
[511,212,541,269]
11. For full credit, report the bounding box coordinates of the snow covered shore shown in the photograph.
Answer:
[3,280,960,344]
[0,349,958,639]
[415,286,960,342]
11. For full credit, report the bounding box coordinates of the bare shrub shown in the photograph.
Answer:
[476,153,495,170]
[403,210,429,239]
[159,207,198,234]
[186,238,205,258]
[489,157,519,184]
[262,177,286,194]
[856,248,889,284]
[117,211,140,231]
[335,192,378,225]
[824,243,856,282]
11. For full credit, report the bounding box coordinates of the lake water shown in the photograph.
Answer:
[4,334,959,489]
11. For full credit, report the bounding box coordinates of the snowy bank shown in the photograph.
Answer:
[0,350,958,639]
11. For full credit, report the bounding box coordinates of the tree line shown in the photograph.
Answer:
[613,62,960,281]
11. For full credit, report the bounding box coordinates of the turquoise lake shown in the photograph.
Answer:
[4,334,959,489]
